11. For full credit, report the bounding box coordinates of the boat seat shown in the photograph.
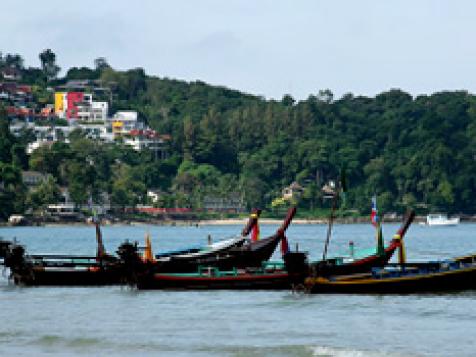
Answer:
[262,261,285,271]
[198,266,219,276]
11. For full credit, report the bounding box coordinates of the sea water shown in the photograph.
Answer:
[0,223,475,356]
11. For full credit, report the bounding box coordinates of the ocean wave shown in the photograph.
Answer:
[33,334,103,348]
[196,344,315,356]
[311,345,422,357]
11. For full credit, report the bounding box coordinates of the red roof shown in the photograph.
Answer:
[7,106,34,116]
[136,207,191,214]
[17,85,32,93]
[127,129,172,141]
[40,107,55,117]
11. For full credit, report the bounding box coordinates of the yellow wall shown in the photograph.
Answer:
[112,121,124,133]
[54,92,64,114]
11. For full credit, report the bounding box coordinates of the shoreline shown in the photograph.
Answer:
[200,218,329,225]
[0,219,329,227]
[0,216,436,227]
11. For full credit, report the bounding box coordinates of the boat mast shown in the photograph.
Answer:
[322,169,346,261]
[322,188,338,261]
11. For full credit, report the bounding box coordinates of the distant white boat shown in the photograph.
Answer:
[423,213,460,226]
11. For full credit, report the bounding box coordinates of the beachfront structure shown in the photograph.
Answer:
[282,181,304,200]
[203,193,245,212]
[22,171,48,188]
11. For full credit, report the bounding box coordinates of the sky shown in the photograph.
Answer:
[2,0,476,100]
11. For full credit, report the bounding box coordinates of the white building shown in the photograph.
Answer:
[10,122,111,153]
[147,190,161,203]
[123,129,168,155]
[91,101,108,121]
[10,109,169,154]
[110,111,144,135]
[55,92,108,121]
[76,93,92,121]
[77,97,108,122]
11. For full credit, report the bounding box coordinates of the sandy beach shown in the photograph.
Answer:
[198,218,329,225]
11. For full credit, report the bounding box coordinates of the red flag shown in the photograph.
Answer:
[251,221,260,242]
[371,195,378,227]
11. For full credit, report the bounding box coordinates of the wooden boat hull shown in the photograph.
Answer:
[137,271,294,290]
[12,266,123,286]
[306,262,476,294]
[3,208,296,287]
[154,235,245,261]
[303,210,416,278]
[138,247,401,291]
[146,233,283,274]
[141,208,295,274]
[136,250,402,291]
[4,233,280,286]
[309,243,398,277]
[4,245,125,286]
[281,240,402,286]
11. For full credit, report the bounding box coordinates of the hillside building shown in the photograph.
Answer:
[55,91,108,121]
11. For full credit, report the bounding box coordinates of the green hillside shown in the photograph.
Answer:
[1,50,476,218]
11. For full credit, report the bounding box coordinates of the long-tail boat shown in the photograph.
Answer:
[130,238,309,290]
[147,207,268,263]
[3,222,125,286]
[290,169,415,280]
[1,208,279,286]
[310,172,415,278]
[121,207,297,278]
[305,210,416,277]
[135,261,293,290]
[149,231,285,273]
[304,221,476,294]
[304,258,476,294]
[281,210,415,288]
[150,209,262,261]
[120,208,298,288]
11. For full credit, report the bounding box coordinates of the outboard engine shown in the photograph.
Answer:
[0,240,13,259]
[283,251,309,285]
[116,241,144,286]
[4,245,34,285]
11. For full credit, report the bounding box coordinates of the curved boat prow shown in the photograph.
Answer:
[276,207,297,237]
[396,210,415,239]
[390,210,416,247]
[95,222,106,259]
[241,208,262,237]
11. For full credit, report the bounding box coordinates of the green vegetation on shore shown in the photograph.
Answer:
[1,49,476,220]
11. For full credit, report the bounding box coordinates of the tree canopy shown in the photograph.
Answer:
[2,49,476,217]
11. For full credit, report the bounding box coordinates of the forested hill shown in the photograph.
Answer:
[84,68,476,214]
[129,76,476,214]
[1,51,476,217]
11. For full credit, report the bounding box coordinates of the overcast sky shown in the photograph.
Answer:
[2,1,475,100]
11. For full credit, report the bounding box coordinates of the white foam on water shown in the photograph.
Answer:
[311,345,418,357]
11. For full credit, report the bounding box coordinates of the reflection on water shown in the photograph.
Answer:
[0,223,475,356]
